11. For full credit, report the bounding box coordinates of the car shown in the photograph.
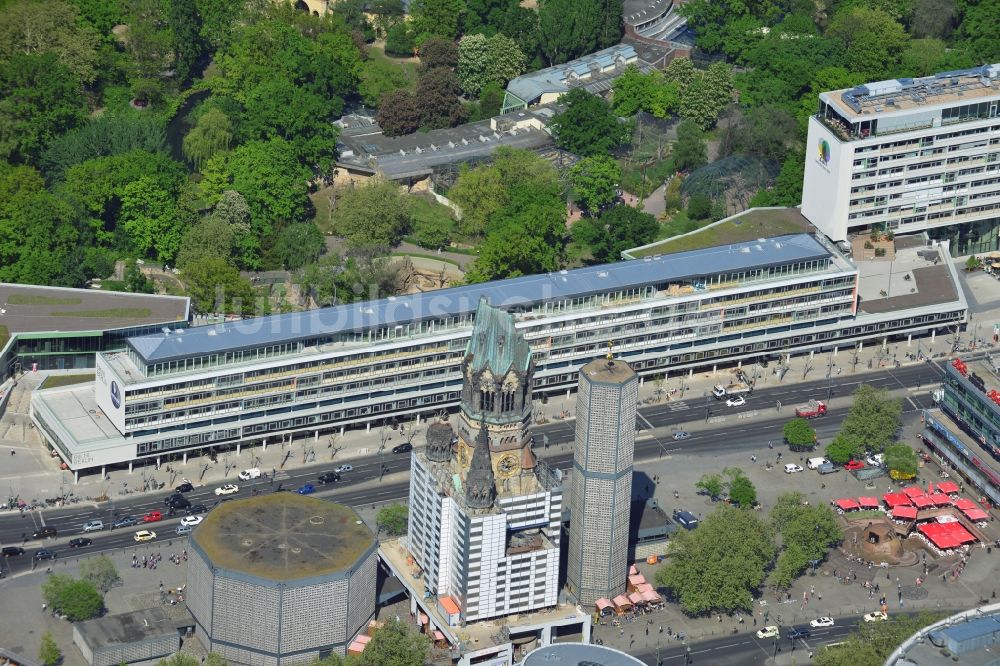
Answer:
[810,617,835,628]
[334,464,353,474]
[238,468,261,481]
[34,548,57,560]
[180,515,203,527]
[175,482,194,493]
[317,472,341,484]
[168,495,191,509]
[112,515,137,529]
[1,546,24,557]
[787,627,811,640]
[164,493,188,506]
[864,611,888,623]
[296,484,315,495]
[756,626,779,639]
[214,484,239,496]
[175,525,193,535]
[672,431,691,441]
[68,537,92,548]
[133,530,157,543]
[32,527,57,539]
[392,442,413,454]
[142,511,163,523]
[845,460,866,471]
[186,504,208,516]
[726,395,747,407]
[784,463,804,474]
[82,520,104,533]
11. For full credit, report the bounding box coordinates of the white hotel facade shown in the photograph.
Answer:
[32,226,967,476]
[803,64,1000,255]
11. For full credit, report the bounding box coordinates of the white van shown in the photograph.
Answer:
[807,457,831,470]
[238,468,261,481]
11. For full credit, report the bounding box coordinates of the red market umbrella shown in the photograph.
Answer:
[834,498,860,511]
[883,493,912,508]
[962,508,990,521]
[892,505,918,520]
[858,497,880,509]
[937,481,960,494]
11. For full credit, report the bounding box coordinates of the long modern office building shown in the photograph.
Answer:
[31,216,967,476]
[802,64,1000,254]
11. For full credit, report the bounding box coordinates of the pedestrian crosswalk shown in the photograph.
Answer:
[667,401,690,411]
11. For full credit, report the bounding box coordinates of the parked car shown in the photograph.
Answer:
[318,472,341,484]
[392,443,413,454]
[32,527,57,539]
[186,504,208,516]
[810,617,835,628]
[1,547,25,557]
[238,468,261,481]
[787,627,811,640]
[112,515,137,529]
[817,463,840,475]
[175,525,193,535]
[82,520,104,533]
[864,611,888,623]
[784,464,804,474]
[756,626,779,639]
[726,395,747,407]
[672,431,691,441]
[334,464,353,474]
[672,510,699,530]
[34,548,57,561]
[142,511,163,523]
[296,484,315,495]
[133,530,157,543]
[845,460,866,471]
[215,484,239,496]
[68,537,92,549]
[175,482,194,493]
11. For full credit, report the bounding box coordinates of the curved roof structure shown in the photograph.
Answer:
[193,494,374,582]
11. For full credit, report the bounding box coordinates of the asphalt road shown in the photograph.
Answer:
[0,361,945,577]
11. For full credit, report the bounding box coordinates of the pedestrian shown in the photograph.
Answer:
[753,617,757,626]
[818,592,822,600]
[9,448,13,456]
[646,627,649,636]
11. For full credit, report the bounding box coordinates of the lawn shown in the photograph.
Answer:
[626,208,814,257]
[0,325,8,350]
[49,308,152,318]
[39,373,95,389]
[367,44,419,89]
[6,294,82,306]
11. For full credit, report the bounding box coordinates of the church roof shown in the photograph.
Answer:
[466,298,532,376]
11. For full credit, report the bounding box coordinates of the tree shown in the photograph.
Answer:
[41,574,104,621]
[168,0,205,84]
[538,0,599,65]
[783,418,817,451]
[899,38,948,77]
[332,179,412,248]
[826,435,857,464]
[457,33,526,97]
[410,0,466,41]
[0,0,100,84]
[672,120,707,172]
[41,114,167,183]
[695,473,723,500]
[358,618,430,666]
[38,632,61,666]
[182,107,233,171]
[376,90,423,136]
[833,385,902,456]
[377,503,409,536]
[594,0,623,49]
[678,61,734,130]
[419,37,459,70]
[79,555,121,594]
[370,0,405,37]
[119,176,190,262]
[719,105,798,163]
[768,492,841,589]
[827,7,909,80]
[416,66,467,129]
[448,164,507,238]
[655,507,775,615]
[814,612,946,666]
[176,216,237,268]
[569,155,620,215]
[956,1,1000,63]
[124,0,173,104]
[571,204,658,263]
[196,0,242,48]
[359,59,411,107]
[884,443,917,478]
[384,22,415,57]
[265,223,325,271]
[749,148,805,207]
[725,468,757,507]
[118,261,155,294]
[687,194,712,220]
[549,89,631,157]
[182,256,256,314]
[611,65,656,117]
[0,53,86,165]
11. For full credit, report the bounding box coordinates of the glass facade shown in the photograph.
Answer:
[927,216,1000,257]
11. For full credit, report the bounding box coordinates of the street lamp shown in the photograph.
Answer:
[684,645,691,665]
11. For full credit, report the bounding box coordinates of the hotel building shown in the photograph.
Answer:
[31,220,966,477]
[802,64,1000,254]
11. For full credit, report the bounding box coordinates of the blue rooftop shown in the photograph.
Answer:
[504,44,642,105]
[127,233,832,364]
[931,615,1000,644]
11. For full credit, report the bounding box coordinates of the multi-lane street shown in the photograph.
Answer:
[0,361,945,578]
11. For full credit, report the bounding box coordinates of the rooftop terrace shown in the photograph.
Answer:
[0,283,189,335]
[855,237,961,315]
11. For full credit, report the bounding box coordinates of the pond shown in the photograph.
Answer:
[164,89,211,162]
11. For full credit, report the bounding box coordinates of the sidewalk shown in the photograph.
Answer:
[0,327,970,507]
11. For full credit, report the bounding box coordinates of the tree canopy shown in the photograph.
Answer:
[42,574,104,621]
[331,179,412,249]
[571,204,659,263]
[549,89,632,157]
[768,492,841,589]
[377,503,409,536]
[783,418,817,450]
[826,385,902,462]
